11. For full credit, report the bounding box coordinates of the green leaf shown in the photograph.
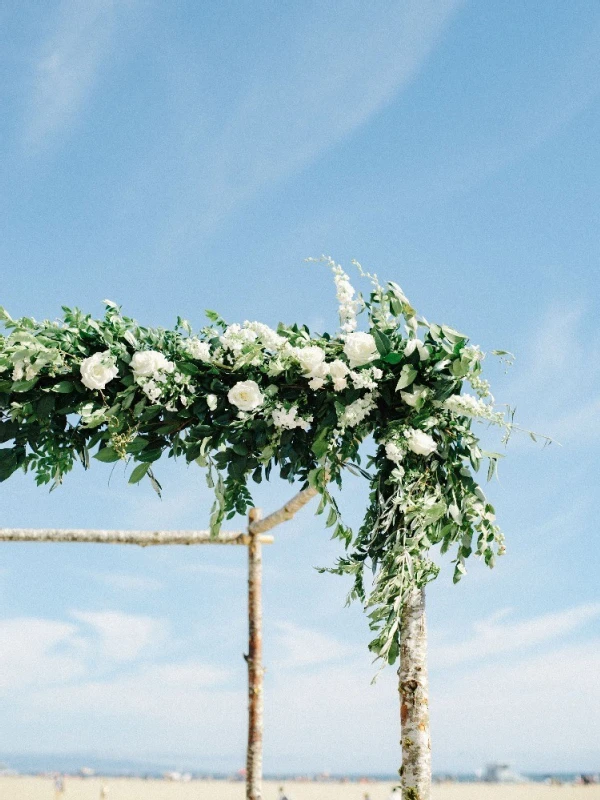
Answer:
[12,378,39,392]
[311,428,330,459]
[148,469,162,497]
[176,361,200,375]
[135,447,163,463]
[395,365,417,390]
[372,328,391,357]
[0,421,18,443]
[326,506,337,528]
[383,352,403,364]
[36,394,55,418]
[129,462,150,484]
[52,381,75,393]
[93,446,121,463]
[126,437,149,454]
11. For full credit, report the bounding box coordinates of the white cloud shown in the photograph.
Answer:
[433,639,600,772]
[24,0,134,149]
[272,621,357,669]
[33,660,233,716]
[430,604,600,669]
[71,610,165,662]
[0,605,598,772]
[0,618,84,690]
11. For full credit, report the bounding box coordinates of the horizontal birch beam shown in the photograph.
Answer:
[0,529,274,546]
[248,485,319,535]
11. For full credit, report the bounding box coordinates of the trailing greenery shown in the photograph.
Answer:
[0,258,537,663]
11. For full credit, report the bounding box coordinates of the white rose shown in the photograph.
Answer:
[343,332,379,368]
[80,351,118,391]
[329,359,349,379]
[293,345,326,376]
[131,350,173,379]
[227,380,263,411]
[206,393,218,411]
[186,339,211,361]
[404,428,437,457]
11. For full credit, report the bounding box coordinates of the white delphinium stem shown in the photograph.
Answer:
[399,588,431,800]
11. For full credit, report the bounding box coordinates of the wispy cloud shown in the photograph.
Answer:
[508,301,600,443]
[24,0,132,150]
[0,617,84,690]
[122,0,465,253]
[71,610,165,662]
[271,621,357,669]
[430,603,600,669]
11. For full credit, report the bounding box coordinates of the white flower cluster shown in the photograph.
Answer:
[184,338,211,361]
[220,321,286,358]
[129,350,194,408]
[385,440,405,464]
[244,321,286,351]
[443,393,504,424]
[350,366,383,391]
[219,323,258,355]
[331,261,361,334]
[339,392,377,429]
[291,334,381,392]
[468,373,493,400]
[272,404,312,431]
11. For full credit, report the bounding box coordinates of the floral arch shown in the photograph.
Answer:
[0,258,532,800]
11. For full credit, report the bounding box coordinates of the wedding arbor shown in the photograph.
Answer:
[0,483,318,800]
[0,259,529,800]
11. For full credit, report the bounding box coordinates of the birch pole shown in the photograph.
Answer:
[246,508,264,800]
[0,528,273,546]
[399,588,431,800]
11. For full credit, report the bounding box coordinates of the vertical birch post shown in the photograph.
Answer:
[399,588,431,800]
[246,508,264,800]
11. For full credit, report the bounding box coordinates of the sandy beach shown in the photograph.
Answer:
[1,777,598,800]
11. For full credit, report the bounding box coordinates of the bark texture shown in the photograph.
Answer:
[247,486,318,534]
[0,528,273,546]
[399,588,431,800]
[246,509,264,800]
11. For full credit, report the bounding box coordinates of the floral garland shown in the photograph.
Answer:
[0,259,533,663]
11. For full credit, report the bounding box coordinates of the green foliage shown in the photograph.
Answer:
[0,260,539,663]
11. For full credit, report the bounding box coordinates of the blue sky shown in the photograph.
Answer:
[1,0,600,776]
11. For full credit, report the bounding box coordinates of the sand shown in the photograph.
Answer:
[1,776,598,800]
